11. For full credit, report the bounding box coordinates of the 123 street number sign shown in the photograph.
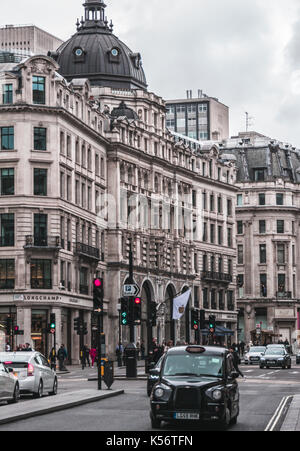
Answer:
[123,284,140,297]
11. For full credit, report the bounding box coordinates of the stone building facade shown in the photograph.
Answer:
[220,132,300,346]
[0,0,239,358]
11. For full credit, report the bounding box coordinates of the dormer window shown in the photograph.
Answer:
[111,48,119,57]
[73,47,86,63]
[75,48,83,57]
[108,47,120,63]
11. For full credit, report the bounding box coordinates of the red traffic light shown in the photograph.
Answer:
[14,326,19,332]
[134,297,141,305]
[94,279,102,287]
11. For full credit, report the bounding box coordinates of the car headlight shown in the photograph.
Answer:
[278,358,284,361]
[149,375,159,379]
[260,357,265,360]
[212,390,222,401]
[154,388,164,398]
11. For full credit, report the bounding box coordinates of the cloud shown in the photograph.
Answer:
[2,0,300,145]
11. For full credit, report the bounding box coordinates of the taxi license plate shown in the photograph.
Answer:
[174,413,200,420]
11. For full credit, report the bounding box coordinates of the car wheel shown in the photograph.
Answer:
[260,365,264,369]
[34,380,43,399]
[151,414,161,429]
[282,365,286,370]
[49,378,58,396]
[7,383,20,404]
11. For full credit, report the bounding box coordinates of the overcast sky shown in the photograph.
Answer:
[3,0,300,146]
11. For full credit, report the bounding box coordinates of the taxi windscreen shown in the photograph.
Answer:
[162,353,223,378]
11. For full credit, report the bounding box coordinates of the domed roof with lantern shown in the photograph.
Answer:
[52,0,147,90]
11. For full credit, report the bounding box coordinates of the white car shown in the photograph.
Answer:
[0,352,57,398]
[244,346,266,365]
[0,362,20,404]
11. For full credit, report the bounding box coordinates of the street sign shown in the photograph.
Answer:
[123,284,140,296]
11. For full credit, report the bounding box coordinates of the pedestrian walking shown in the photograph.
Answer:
[5,342,10,352]
[229,346,244,378]
[90,347,97,368]
[116,342,123,367]
[49,347,57,371]
[140,341,145,360]
[84,345,91,367]
[57,344,68,371]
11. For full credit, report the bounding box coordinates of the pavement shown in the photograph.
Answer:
[0,388,124,425]
[0,359,147,426]
[280,395,300,431]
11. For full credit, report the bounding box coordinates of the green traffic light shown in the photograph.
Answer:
[50,323,56,329]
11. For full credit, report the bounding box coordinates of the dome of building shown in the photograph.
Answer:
[53,0,147,90]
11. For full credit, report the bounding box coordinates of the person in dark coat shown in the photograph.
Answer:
[229,346,244,378]
[49,347,57,371]
[57,344,68,371]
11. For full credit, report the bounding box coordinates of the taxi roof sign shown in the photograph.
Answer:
[186,346,206,354]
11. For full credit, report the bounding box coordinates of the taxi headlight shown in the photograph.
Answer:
[212,389,222,401]
[154,388,164,398]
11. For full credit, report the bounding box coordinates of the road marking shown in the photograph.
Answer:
[265,396,293,432]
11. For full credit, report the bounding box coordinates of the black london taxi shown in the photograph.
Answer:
[150,345,240,429]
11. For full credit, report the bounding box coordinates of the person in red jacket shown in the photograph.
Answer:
[90,347,97,368]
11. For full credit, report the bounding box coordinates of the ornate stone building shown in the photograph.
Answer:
[0,0,238,358]
[220,132,300,346]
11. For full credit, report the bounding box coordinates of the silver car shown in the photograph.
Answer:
[0,362,20,404]
[0,352,57,398]
[244,346,266,365]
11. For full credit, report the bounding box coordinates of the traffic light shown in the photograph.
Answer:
[5,317,12,335]
[74,317,81,334]
[209,315,216,334]
[13,325,20,335]
[83,323,88,336]
[133,297,142,323]
[200,310,205,330]
[150,301,157,327]
[191,309,199,331]
[50,313,56,334]
[93,278,104,311]
[120,297,129,325]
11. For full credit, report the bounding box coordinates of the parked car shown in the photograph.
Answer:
[260,348,291,369]
[0,362,20,404]
[244,346,266,365]
[150,345,240,429]
[296,352,300,365]
[147,356,164,396]
[0,352,57,398]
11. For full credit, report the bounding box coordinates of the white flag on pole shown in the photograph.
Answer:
[172,289,191,320]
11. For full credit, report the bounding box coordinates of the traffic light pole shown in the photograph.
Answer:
[97,313,102,390]
[129,240,135,344]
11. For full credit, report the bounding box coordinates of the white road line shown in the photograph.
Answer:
[265,396,292,432]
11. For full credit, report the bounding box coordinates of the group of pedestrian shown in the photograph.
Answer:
[80,345,98,370]
[14,343,33,352]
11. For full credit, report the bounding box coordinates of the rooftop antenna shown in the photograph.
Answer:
[245,112,254,132]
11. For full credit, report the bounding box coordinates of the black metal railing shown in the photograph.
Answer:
[276,291,292,299]
[31,278,52,289]
[25,235,61,248]
[0,279,15,289]
[80,285,89,295]
[75,242,100,260]
[0,235,14,247]
[201,271,233,283]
